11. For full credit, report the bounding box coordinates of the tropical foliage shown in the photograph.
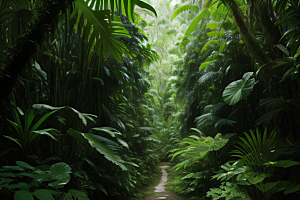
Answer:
[1,0,300,199]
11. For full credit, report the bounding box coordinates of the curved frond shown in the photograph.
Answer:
[171,5,200,22]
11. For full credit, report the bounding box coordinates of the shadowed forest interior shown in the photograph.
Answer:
[1,0,300,199]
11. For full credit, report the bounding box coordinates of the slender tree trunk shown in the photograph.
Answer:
[257,2,281,50]
[0,0,74,101]
[228,0,271,66]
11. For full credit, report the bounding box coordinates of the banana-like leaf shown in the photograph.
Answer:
[91,127,122,137]
[284,183,300,194]
[133,0,157,17]
[199,62,210,72]
[30,129,59,142]
[223,72,257,105]
[255,108,283,126]
[82,133,127,170]
[67,129,88,144]
[171,5,200,22]
[185,8,210,37]
[32,104,97,126]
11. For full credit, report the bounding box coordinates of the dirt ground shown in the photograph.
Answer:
[140,165,185,200]
[141,190,185,200]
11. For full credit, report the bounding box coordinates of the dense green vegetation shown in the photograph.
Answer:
[1,0,300,199]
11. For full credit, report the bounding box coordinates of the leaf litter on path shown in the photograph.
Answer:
[141,165,185,200]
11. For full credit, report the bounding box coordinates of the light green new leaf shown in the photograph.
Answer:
[201,40,220,53]
[199,62,210,72]
[206,22,220,30]
[171,5,200,22]
[185,8,210,37]
[223,72,257,105]
[219,41,227,53]
[207,31,220,38]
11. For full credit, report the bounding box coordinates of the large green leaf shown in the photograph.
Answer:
[247,173,270,185]
[91,127,122,137]
[67,129,88,144]
[185,8,210,37]
[255,108,284,126]
[32,189,55,200]
[199,62,210,72]
[15,161,35,170]
[47,162,72,188]
[32,104,96,126]
[223,72,257,105]
[284,183,300,194]
[171,5,200,22]
[206,22,221,30]
[82,133,127,170]
[30,128,59,142]
[14,190,34,200]
[201,40,220,53]
[69,189,90,200]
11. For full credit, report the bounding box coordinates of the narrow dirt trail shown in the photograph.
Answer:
[141,165,185,200]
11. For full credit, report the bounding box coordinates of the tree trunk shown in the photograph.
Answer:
[0,0,74,101]
[257,2,281,52]
[229,0,271,66]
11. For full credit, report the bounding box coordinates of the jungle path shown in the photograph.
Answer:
[140,164,185,200]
